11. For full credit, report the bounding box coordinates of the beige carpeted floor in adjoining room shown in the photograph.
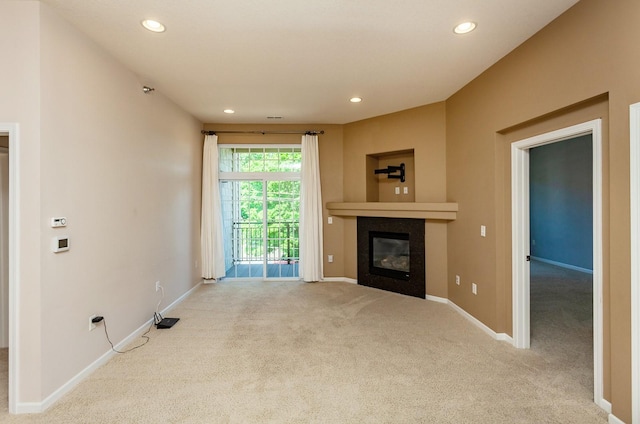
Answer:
[530,259,594,397]
[0,276,607,423]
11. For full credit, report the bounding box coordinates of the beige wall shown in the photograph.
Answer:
[1,1,203,406]
[202,123,345,277]
[446,0,639,420]
[343,103,447,203]
[342,103,448,297]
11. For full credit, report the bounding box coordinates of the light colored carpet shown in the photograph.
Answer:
[530,259,594,398]
[0,279,607,423]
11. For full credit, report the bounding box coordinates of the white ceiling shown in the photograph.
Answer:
[41,0,579,125]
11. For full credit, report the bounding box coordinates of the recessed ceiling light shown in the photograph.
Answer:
[223,109,235,114]
[350,97,362,103]
[141,19,165,33]
[454,21,476,35]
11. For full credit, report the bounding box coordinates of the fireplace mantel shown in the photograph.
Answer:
[326,202,458,221]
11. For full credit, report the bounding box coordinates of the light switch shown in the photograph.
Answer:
[328,217,333,224]
[481,225,486,237]
[395,187,400,195]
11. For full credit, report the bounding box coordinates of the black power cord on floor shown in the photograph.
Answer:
[100,316,154,354]
[97,285,166,354]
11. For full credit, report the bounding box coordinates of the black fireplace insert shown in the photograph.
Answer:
[369,231,410,280]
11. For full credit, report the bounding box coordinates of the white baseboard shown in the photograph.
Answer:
[159,280,202,315]
[14,402,42,414]
[496,332,514,343]
[322,277,358,284]
[425,294,448,304]
[16,280,203,414]
[448,300,514,345]
[36,335,121,413]
[608,412,625,424]
[531,256,593,274]
[334,285,515,344]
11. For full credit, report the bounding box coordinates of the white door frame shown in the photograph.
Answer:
[629,102,640,424]
[0,123,19,414]
[511,119,605,410]
[0,146,8,348]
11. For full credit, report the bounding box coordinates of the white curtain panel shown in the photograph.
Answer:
[200,134,226,280]
[300,134,324,282]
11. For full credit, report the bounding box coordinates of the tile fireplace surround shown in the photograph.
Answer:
[357,216,426,298]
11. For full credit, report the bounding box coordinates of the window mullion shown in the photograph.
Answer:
[262,180,268,277]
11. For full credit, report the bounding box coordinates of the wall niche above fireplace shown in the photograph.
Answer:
[366,149,415,202]
[357,216,425,298]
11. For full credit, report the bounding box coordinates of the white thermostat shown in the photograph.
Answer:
[51,217,67,228]
[52,236,70,253]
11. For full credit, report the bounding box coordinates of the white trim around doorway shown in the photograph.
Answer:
[0,123,19,414]
[511,119,605,411]
[630,102,640,424]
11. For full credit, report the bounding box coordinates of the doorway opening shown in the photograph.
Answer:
[219,145,301,279]
[511,119,605,410]
[529,135,594,398]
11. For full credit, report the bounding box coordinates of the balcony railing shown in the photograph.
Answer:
[231,220,299,264]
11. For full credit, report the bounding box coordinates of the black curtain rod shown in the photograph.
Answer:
[201,130,324,136]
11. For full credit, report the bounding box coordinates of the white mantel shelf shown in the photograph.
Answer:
[326,202,458,221]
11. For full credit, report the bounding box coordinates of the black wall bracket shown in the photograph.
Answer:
[374,163,405,182]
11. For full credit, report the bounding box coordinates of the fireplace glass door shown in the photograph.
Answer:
[369,231,410,280]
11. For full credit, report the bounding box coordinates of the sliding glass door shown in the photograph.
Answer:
[219,146,301,279]
[221,180,264,278]
[266,180,300,277]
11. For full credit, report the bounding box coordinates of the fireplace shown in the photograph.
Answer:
[369,231,410,280]
[357,217,425,298]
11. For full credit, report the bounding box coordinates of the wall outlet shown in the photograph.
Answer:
[155,281,160,292]
[89,315,97,331]
[472,283,478,295]
[455,275,460,285]
[480,225,486,237]
[328,254,334,263]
